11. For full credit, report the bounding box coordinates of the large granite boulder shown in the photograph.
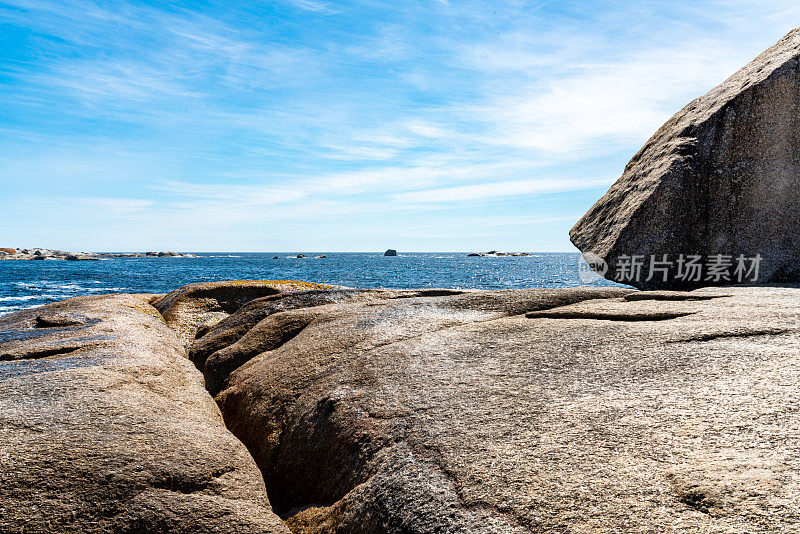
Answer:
[0,294,288,533]
[187,283,800,532]
[571,29,800,289]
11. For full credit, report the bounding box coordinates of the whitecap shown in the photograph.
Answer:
[13,282,39,289]
[0,304,38,313]
[0,295,38,302]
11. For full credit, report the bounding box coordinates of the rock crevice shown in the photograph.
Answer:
[0,293,290,533]
[166,282,800,532]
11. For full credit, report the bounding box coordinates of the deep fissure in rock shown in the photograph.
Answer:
[0,344,83,361]
[526,310,693,321]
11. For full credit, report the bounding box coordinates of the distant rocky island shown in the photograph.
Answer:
[0,248,541,260]
[0,248,197,261]
[467,250,533,257]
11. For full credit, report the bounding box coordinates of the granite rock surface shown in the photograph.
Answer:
[0,293,289,533]
[571,29,800,289]
[189,284,800,532]
[5,281,800,533]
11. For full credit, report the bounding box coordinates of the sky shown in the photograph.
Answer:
[1,1,799,252]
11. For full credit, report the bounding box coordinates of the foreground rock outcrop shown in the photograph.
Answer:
[184,283,800,532]
[0,293,288,533]
[5,280,800,532]
[571,29,800,289]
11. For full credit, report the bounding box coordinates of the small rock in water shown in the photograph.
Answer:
[384,249,397,256]
[468,251,520,257]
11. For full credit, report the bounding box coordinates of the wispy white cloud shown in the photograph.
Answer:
[395,177,614,203]
[69,197,155,214]
[3,0,800,250]
[469,42,744,154]
[154,181,308,205]
[287,0,338,14]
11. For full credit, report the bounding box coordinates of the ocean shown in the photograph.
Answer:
[0,252,624,316]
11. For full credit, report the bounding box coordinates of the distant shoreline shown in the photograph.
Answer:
[0,248,197,261]
[1,248,576,260]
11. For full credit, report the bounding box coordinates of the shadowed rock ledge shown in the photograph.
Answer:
[153,280,342,349]
[4,281,800,532]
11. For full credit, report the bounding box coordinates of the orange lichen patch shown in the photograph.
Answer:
[209,279,344,293]
[130,293,165,304]
[222,279,336,289]
[0,248,16,254]
[119,301,166,323]
[155,280,340,314]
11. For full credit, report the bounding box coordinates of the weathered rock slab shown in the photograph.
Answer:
[6,280,800,533]
[0,294,288,533]
[188,283,800,532]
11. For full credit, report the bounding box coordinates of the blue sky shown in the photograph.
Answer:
[1,0,799,252]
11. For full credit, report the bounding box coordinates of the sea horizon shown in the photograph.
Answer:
[0,251,624,316]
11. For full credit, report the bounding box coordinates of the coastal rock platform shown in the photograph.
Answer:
[3,281,800,532]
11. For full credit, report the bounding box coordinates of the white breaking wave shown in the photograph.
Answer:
[0,304,38,313]
[14,282,83,290]
[0,295,39,302]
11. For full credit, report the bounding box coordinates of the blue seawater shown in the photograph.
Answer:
[0,252,623,316]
